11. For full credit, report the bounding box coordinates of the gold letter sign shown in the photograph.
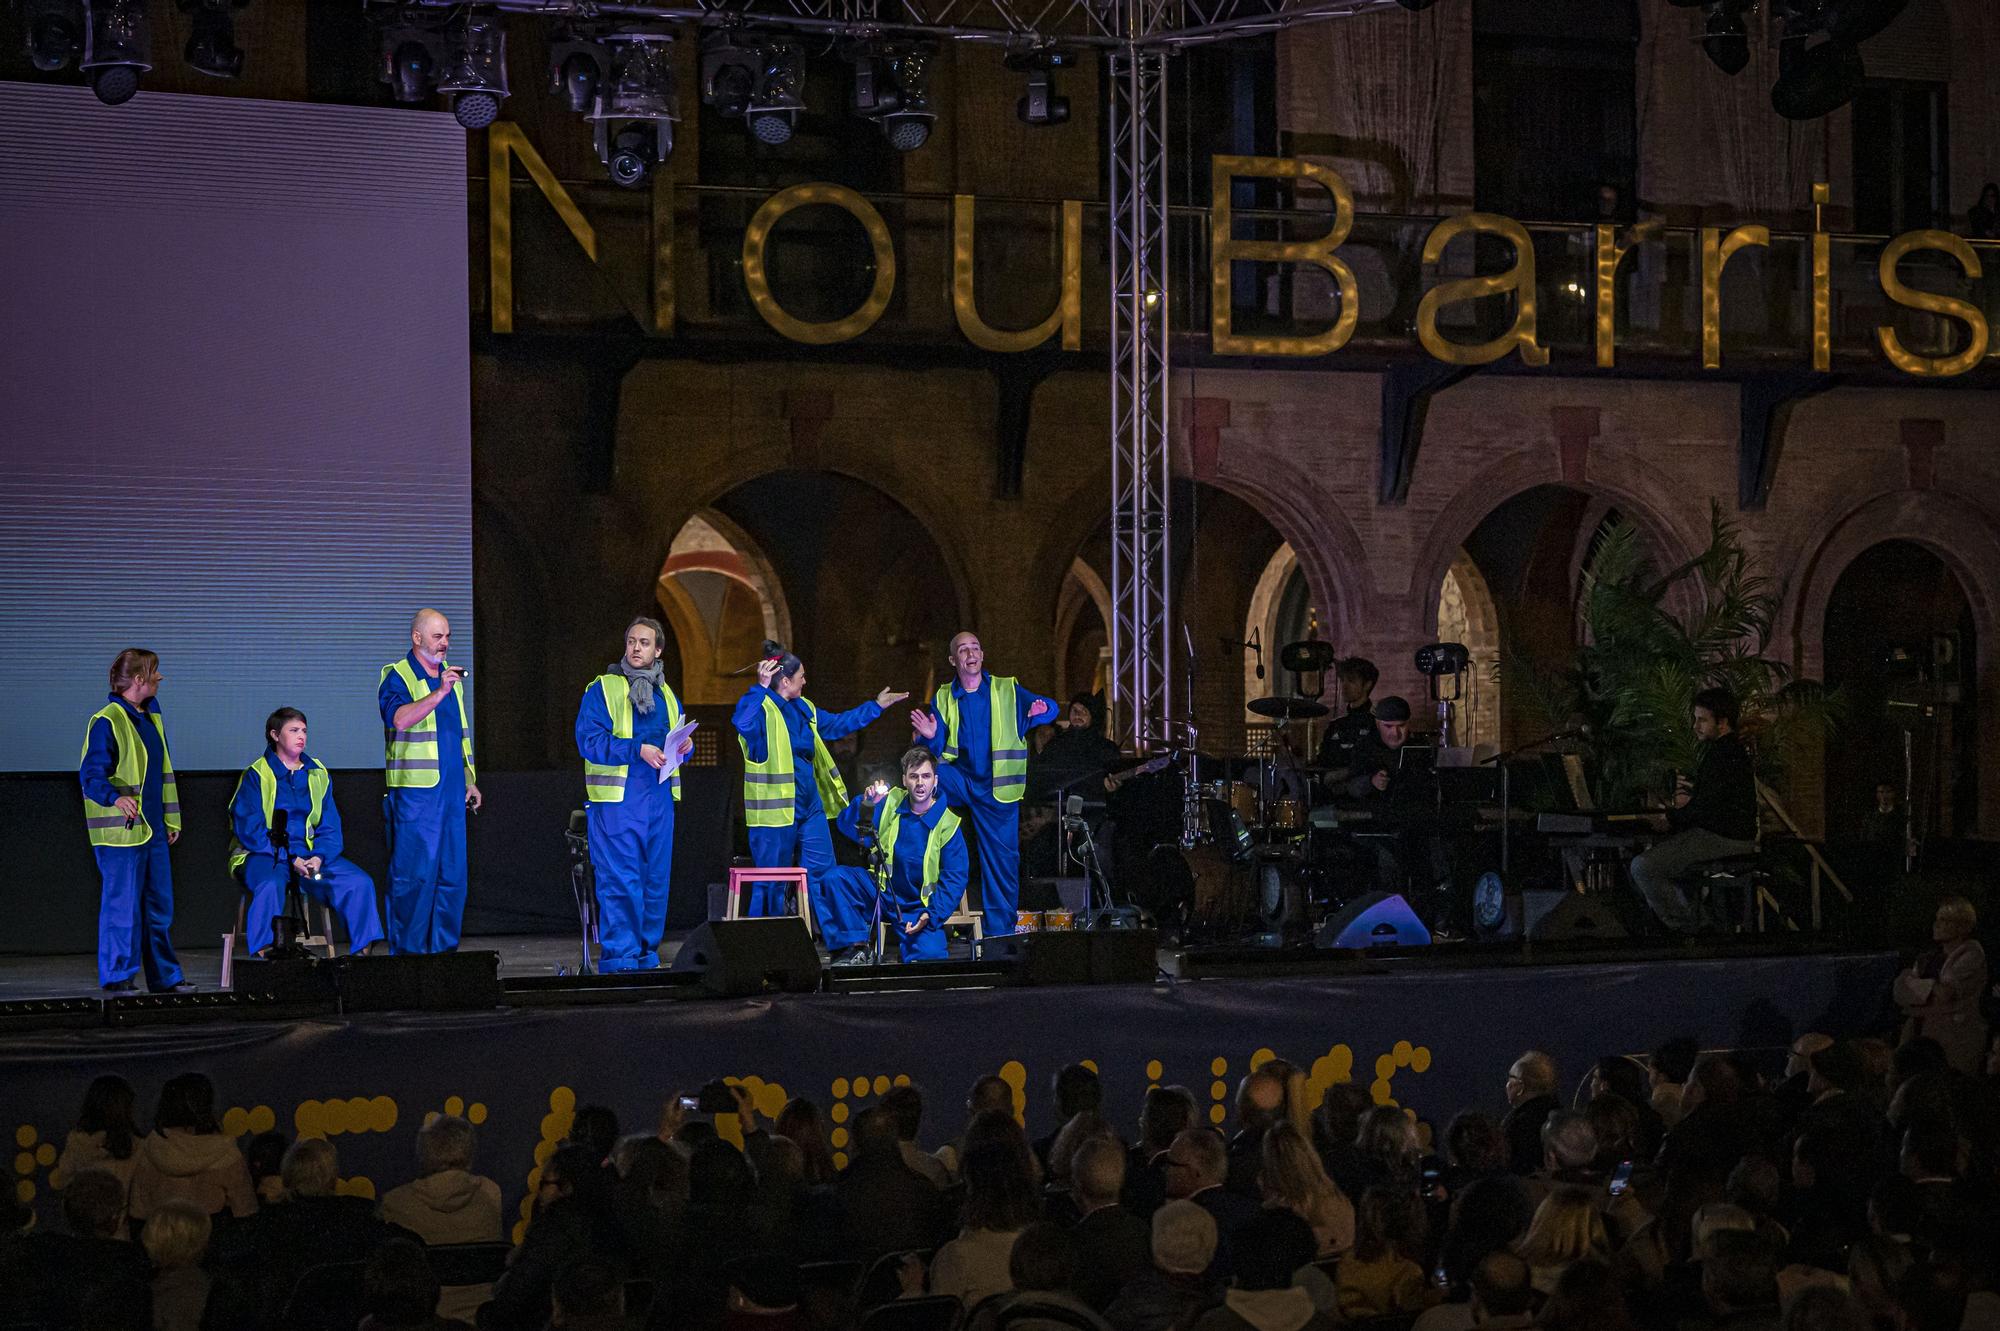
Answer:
[742,183,897,345]
[952,195,1083,353]
[1209,155,1359,357]
[1417,213,1549,367]
[488,122,598,335]
[1876,230,1990,379]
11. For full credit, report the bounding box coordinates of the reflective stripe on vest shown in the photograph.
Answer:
[933,675,1029,804]
[739,695,848,828]
[226,756,329,873]
[873,789,963,912]
[583,674,683,805]
[80,704,181,848]
[382,658,475,789]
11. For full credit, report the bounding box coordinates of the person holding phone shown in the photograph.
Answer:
[733,640,906,956]
[834,747,969,962]
[228,707,384,958]
[575,617,694,973]
[378,608,482,955]
[79,649,192,993]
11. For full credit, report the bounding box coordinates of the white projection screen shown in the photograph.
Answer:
[0,83,472,772]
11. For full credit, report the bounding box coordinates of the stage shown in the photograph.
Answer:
[0,933,1900,1235]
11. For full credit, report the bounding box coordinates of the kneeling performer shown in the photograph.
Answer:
[228,708,385,957]
[576,617,692,973]
[836,748,968,962]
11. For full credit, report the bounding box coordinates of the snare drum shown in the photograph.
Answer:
[1268,798,1307,830]
[1042,909,1076,931]
[1015,910,1045,933]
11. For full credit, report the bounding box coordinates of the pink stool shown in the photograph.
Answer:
[724,866,817,941]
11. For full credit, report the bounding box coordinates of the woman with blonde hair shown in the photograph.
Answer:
[1893,895,1989,1073]
[1257,1058,1317,1144]
[1353,1105,1423,1191]
[142,1199,215,1331]
[1514,1185,1609,1293]
[1258,1121,1355,1256]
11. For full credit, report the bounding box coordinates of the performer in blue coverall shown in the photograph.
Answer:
[833,747,969,962]
[228,707,385,957]
[911,630,1057,936]
[78,649,192,994]
[733,640,907,958]
[575,617,694,973]
[378,608,482,955]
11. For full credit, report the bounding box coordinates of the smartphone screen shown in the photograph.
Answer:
[1608,1160,1634,1196]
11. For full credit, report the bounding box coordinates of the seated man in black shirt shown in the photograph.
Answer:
[1343,696,1452,919]
[1315,656,1380,783]
[1629,686,1759,934]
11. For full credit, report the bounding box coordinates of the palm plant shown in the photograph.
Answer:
[1505,502,1838,810]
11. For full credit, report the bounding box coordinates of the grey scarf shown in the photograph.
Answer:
[611,659,666,714]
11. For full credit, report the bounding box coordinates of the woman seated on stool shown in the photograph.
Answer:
[228,707,384,957]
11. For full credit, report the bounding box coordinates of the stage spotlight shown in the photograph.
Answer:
[178,0,246,80]
[22,0,83,71]
[845,39,935,151]
[1006,46,1074,126]
[548,29,608,115]
[80,0,150,105]
[1701,0,1751,75]
[438,11,508,130]
[1772,37,1864,118]
[701,32,802,145]
[587,32,678,188]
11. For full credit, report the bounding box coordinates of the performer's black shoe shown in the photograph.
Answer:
[101,978,137,994]
[150,980,198,995]
[829,947,875,967]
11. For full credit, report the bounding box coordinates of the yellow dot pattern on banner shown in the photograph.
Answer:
[894,1075,911,1087]
[13,1152,32,1176]
[35,1144,55,1168]
[831,1127,849,1148]
[295,1096,397,1139]
[831,1103,849,1124]
[222,1106,276,1138]
[1370,1042,1432,1106]
[12,1125,45,1204]
[833,1151,848,1169]
[1251,1048,1277,1070]
[1210,1057,1227,1077]
[872,1075,890,1096]
[445,1097,465,1116]
[469,1103,488,1125]
[14,1126,34,1149]
[1209,1080,1227,1101]
[1209,1104,1226,1125]
[517,1087,578,1243]
[998,1061,1028,1123]
[223,1109,244,1137]
[1081,1060,1098,1073]
[831,1078,849,1099]
[336,1176,377,1199]
[1146,1059,1163,1081]
[1304,1045,1357,1108]
[13,1180,30,1204]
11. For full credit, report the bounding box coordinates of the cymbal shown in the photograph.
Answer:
[1246,695,1329,720]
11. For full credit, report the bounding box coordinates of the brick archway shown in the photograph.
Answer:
[1784,489,2000,836]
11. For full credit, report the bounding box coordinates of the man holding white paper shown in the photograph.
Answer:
[575,617,694,973]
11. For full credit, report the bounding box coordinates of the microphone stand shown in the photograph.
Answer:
[267,815,315,963]
[859,796,887,964]
[1478,726,1588,878]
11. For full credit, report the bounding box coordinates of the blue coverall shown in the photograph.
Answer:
[833,792,969,962]
[229,751,385,955]
[732,685,881,950]
[378,652,470,955]
[921,674,1058,936]
[79,695,184,991]
[575,679,678,973]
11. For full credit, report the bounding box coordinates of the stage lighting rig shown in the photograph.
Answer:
[20,0,83,71]
[177,0,246,79]
[80,0,149,105]
[437,9,509,129]
[1699,0,1752,75]
[702,31,805,146]
[1007,45,1074,126]
[845,39,936,151]
[586,32,679,189]
[1770,0,1864,119]
[548,27,608,115]
[376,10,442,106]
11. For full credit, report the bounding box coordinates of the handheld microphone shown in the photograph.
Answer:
[441,657,469,680]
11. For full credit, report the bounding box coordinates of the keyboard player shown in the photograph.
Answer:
[1629,686,1759,934]
[1344,696,1455,929]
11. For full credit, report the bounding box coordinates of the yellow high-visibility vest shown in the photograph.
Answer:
[225,755,330,873]
[582,674,684,804]
[739,694,847,828]
[933,675,1028,803]
[873,789,963,912]
[79,703,181,848]
[381,657,476,789]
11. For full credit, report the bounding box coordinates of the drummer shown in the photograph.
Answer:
[1315,656,1379,783]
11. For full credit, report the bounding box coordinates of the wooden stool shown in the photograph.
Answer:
[875,903,983,959]
[220,889,337,991]
[724,866,817,941]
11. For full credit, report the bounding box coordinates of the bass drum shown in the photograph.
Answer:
[1143,844,1255,936]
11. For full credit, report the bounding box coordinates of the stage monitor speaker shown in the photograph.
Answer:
[1526,891,1628,943]
[319,951,502,1012]
[1315,893,1431,950]
[670,919,821,996]
[979,928,1158,985]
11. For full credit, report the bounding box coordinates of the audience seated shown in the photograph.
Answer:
[1191,1208,1335,1331]
[1515,1186,1609,1295]
[836,1105,950,1259]
[490,1142,627,1331]
[1163,1129,1257,1280]
[1224,1071,1285,1199]
[1501,1053,1561,1176]
[1038,1064,1107,1174]
[50,1075,141,1197]
[379,1113,505,1321]
[361,1238,474,1331]
[964,1221,1113,1331]
[127,1073,257,1225]
[930,1117,1044,1307]
[1255,1123,1354,1258]
[937,1076,1019,1182]
[219,1135,405,1326]
[1650,1040,1702,1129]
[1125,1087,1197,1221]
[880,1084,951,1190]
[1105,1201,1220,1331]
[1336,1186,1439,1319]
[1070,1137,1151,1312]
[142,1199,215,1331]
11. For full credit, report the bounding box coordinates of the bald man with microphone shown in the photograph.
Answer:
[378,608,482,954]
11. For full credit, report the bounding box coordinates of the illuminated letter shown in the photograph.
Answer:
[1877,230,1989,378]
[652,173,675,336]
[1811,184,1831,372]
[1210,154,1359,358]
[952,195,1083,353]
[1700,224,1770,369]
[1416,213,1549,367]
[1594,224,1636,369]
[487,122,598,335]
[741,183,896,345]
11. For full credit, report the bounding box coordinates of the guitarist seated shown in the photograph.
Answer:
[1630,686,1759,935]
